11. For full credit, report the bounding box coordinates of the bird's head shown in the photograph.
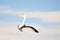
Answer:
[20,12,27,18]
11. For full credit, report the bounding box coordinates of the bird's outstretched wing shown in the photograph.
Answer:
[18,24,39,33]
[27,26,39,33]
[24,26,39,33]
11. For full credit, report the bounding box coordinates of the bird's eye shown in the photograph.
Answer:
[22,13,24,15]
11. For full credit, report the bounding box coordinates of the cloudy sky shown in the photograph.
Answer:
[0,0,60,40]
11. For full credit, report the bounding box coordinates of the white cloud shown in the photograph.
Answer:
[0,6,17,14]
[0,6,60,23]
[25,12,60,22]
[0,22,60,40]
[0,6,9,9]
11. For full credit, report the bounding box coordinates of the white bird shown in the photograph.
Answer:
[18,13,39,33]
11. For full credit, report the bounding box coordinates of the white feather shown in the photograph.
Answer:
[19,13,27,28]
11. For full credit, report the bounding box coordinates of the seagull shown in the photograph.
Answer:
[18,24,39,33]
[18,12,39,33]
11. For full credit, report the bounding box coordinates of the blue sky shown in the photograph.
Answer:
[0,0,60,11]
[0,0,60,40]
[0,0,60,26]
